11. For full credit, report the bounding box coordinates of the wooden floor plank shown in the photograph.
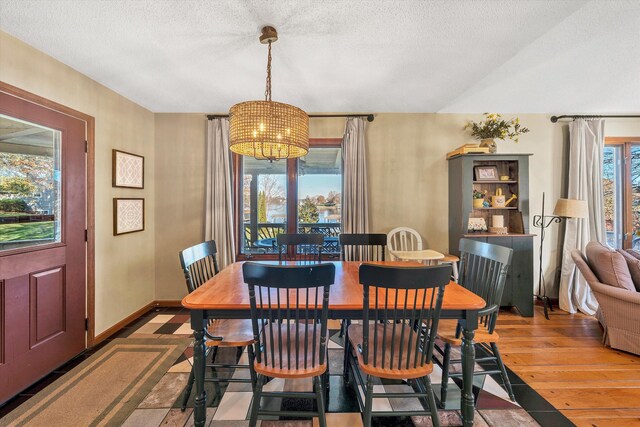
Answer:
[502,351,640,366]
[560,409,640,419]
[498,337,602,348]
[571,419,640,427]
[508,364,640,373]
[518,369,640,382]
[528,380,640,389]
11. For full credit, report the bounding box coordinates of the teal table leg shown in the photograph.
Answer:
[460,314,478,426]
[192,311,207,427]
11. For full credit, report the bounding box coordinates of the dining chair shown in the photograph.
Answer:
[337,233,388,337]
[345,263,451,427]
[276,233,324,263]
[242,262,335,427]
[434,238,515,406]
[178,241,256,410]
[339,233,387,262]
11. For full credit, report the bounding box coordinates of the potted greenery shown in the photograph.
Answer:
[473,189,486,208]
[465,113,530,153]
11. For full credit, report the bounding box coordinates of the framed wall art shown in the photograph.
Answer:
[113,198,145,235]
[473,165,499,181]
[112,149,144,188]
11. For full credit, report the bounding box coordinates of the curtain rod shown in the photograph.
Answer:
[207,113,375,122]
[550,115,640,123]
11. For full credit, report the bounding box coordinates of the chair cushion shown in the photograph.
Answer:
[585,242,635,292]
[617,250,640,292]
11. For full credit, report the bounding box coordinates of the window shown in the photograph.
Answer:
[236,139,342,257]
[603,138,640,249]
[0,114,61,251]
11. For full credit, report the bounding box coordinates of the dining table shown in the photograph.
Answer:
[182,260,486,427]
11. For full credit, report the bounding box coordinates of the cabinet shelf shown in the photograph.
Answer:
[473,207,518,210]
[473,180,517,184]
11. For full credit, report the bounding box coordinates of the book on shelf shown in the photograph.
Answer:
[446,144,490,159]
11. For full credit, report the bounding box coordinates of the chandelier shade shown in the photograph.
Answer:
[228,26,309,161]
[229,100,309,160]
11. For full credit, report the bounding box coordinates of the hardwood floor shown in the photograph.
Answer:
[498,305,640,426]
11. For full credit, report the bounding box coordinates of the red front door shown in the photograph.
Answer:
[0,90,87,403]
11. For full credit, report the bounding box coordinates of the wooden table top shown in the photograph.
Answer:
[182,261,485,312]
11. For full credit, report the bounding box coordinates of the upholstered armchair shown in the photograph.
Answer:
[572,248,640,356]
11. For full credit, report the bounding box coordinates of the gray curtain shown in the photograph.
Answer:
[205,118,235,268]
[559,119,606,314]
[342,117,369,234]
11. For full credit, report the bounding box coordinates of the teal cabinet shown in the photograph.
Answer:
[448,154,534,317]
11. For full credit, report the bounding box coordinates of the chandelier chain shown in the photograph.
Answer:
[264,41,272,102]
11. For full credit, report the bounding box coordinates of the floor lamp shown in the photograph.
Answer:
[533,193,588,319]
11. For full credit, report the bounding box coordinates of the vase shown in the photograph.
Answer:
[473,198,484,209]
[479,138,497,153]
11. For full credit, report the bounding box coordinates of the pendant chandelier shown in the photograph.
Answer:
[229,26,309,161]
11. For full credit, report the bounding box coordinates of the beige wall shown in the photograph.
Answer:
[154,114,207,300]
[0,31,156,335]
[606,120,640,137]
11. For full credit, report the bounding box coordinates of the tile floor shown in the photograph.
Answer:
[0,307,572,426]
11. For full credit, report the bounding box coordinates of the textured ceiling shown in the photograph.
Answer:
[0,0,639,113]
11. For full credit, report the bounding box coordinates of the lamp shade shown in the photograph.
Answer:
[553,198,588,218]
[229,100,309,161]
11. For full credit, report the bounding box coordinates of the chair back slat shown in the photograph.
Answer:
[358,264,450,371]
[277,233,324,263]
[243,262,335,372]
[179,240,219,293]
[340,233,387,262]
[458,238,513,333]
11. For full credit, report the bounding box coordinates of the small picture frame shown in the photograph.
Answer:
[112,149,144,189]
[113,198,145,235]
[474,165,499,181]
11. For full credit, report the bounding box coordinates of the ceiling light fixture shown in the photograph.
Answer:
[229,26,309,161]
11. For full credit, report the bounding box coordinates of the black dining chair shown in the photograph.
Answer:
[345,263,451,427]
[339,233,387,262]
[337,233,388,337]
[242,262,335,427]
[434,238,515,406]
[276,233,324,263]
[178,241,256,410]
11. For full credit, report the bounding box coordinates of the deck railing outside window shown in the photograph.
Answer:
[243,222,341,254]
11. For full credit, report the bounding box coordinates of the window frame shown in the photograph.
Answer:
[233,138,343,260]
[605,137,640,249]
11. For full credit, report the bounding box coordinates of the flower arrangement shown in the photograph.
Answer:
[473,189,485,199]
[465,113,530,143]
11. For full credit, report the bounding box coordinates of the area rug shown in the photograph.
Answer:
[0,337,190,427]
